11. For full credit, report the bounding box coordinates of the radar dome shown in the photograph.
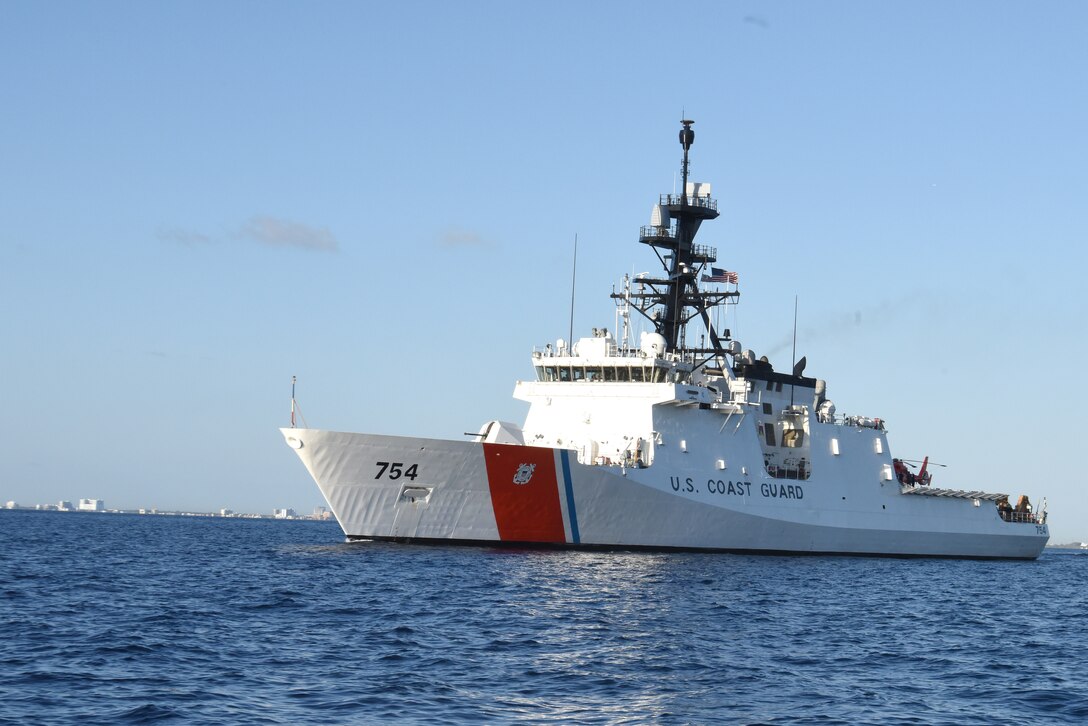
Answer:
[640,332,667,357]
[650,203,669,228]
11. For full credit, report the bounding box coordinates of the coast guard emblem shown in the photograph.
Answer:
[512,463,536,485]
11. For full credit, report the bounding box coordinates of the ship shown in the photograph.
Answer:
[282,121,1049,559]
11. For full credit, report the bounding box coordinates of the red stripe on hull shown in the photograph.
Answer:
[483,443,565,543]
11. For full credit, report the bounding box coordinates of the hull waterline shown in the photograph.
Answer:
[283,428,1048,560]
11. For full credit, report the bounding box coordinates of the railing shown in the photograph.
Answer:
[766,457,810,481]
[639,225,675,240]
[839,415,886,430]
[999,510,1043,525]
[766,464,810,481]
[691,244,717,260]
[636,228,718,259]
[660,194,718,212]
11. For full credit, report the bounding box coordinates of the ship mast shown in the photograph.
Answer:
[612,120,738,360]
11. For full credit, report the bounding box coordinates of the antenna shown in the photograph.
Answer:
[621,273,632,350]
[667,119,696,347]
[790,296,798,406]
[679,119,694,206]
[568,234,578,349]
[610,120,724,356]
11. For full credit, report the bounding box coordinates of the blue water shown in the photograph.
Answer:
[1,510,1086,725]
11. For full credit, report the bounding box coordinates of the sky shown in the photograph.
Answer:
[2,2,1086,541]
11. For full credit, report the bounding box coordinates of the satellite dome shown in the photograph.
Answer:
[640,332,667,357]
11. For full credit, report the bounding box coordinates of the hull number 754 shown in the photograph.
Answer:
[375,461,419,481]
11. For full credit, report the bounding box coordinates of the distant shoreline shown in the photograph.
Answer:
[0,507,331,522]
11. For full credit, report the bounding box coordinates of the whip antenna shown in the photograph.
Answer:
[790,295,798,406]
[568,234,578,348]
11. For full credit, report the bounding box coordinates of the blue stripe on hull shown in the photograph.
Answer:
[559,450,580,544]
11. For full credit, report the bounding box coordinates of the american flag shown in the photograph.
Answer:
[701,267,738,284]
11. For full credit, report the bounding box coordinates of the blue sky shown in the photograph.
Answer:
[3,2,1086,541]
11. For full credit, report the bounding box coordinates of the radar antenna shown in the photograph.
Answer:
[611,120,738,365]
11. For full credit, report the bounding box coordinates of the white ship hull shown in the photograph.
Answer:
[283,428,1048,559]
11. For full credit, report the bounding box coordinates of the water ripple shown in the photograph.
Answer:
[2,510,1086,724]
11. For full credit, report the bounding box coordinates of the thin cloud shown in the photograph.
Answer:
[158,227,214,247]
[743,14,770,29]
[440,228,490,248]
[238,215,338,252]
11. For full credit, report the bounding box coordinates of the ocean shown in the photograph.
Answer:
[1,510,1085,725]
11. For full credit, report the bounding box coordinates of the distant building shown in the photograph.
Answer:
[273,508,297,519]
[78,499,105,512]
[58,500,74,512]
[4,501,16,510]
[220,508,234,517]
[312,506,332,521]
